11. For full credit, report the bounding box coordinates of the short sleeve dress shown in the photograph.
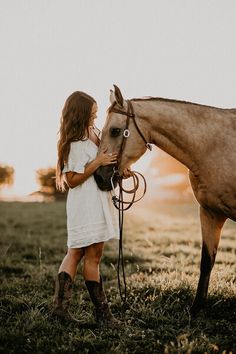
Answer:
[62,139,119,248]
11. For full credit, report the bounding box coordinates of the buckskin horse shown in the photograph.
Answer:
[94,85,236,315]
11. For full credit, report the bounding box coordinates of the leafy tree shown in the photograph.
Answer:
[0,165,14,189]
[36,167,67,200]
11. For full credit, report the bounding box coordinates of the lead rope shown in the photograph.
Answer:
[117,178,127,302]
[111,170,147,303]
[108,100,152,304]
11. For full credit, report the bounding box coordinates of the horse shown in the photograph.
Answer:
[94,85,236,315]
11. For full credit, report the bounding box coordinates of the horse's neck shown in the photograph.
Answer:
[133,99,222,173]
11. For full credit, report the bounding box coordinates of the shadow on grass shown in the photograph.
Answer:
[0,201,235,353]
[0,280,235,353]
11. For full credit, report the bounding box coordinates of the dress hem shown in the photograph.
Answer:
[67,234,119,249]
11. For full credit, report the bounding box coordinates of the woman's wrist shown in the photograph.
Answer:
[86,158,101,172]
[94,156,102,168]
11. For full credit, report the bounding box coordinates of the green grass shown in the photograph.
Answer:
[0,201,235,353]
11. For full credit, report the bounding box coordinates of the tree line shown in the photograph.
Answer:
[0,165,65,200]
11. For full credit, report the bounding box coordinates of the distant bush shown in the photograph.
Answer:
[0,164,14,189]
[36,167,67,201]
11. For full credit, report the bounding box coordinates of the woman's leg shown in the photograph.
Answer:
[83,242,120,327]
[53,248,85,321]
[59,247,85,280]
[83,242,104,281]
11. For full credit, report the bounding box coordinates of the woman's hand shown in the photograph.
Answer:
[96,150,118,167]
[122,168,134,179]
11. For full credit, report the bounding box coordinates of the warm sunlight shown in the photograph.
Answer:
[1,2,235,352]
[0,149,192,202]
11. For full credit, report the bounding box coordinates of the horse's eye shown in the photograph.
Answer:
[110,127,121,137]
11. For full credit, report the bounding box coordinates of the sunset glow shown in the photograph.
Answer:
[1,2,235,202]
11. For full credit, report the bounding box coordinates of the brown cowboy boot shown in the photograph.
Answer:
[85,276,121,328]
[53,271,79,323]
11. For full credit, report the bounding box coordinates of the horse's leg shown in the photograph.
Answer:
[191,206,226,316]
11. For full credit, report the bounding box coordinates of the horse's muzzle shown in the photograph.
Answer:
[94,166,119,191]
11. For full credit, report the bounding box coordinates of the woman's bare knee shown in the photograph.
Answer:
[84,243,104,264]
[84,253,101,266]
[67,248,85,262]
[83,243,104,281]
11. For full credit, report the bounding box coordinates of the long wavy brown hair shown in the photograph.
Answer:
[56,91,96,191]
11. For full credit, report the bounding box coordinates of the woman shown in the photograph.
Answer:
[54,91,122,327]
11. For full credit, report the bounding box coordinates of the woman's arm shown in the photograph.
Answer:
[66,152,117,189]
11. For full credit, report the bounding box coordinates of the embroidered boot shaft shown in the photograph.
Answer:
[53,271,79,322]
[85,276,121,328]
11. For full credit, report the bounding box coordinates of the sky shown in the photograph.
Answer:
[0,0,236,198]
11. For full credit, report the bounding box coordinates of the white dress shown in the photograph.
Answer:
[62,139,119,248]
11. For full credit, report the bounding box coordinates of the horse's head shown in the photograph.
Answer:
[94,85,150,191]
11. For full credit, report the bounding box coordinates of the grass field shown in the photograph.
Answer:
[0,201,235,353]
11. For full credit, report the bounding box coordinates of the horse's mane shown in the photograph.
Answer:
[131,97,221,110]
[108,97,235,112]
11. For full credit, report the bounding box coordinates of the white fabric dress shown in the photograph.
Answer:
[62,139,119,248]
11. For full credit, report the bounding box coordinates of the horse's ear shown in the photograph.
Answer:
[113,84,124,108]
[110,89,116,105]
